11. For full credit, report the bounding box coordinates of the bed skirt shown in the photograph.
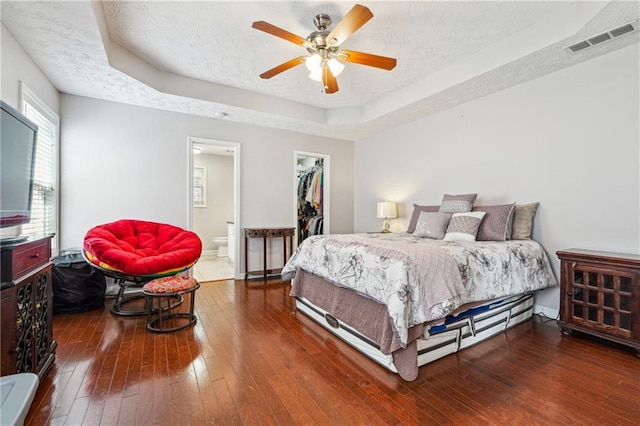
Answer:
[294,292,534,376]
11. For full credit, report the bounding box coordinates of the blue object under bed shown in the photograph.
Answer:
[428,298,507,334]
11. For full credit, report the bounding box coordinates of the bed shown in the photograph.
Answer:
[282,232,557,380]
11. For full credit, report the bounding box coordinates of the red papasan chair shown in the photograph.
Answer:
[83,219,202,316]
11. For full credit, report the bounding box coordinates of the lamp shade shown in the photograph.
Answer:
[327,58,344,77]
[376,201,397,219]
[308,68,323,82]
[305,54,321,71]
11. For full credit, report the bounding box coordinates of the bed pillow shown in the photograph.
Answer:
[511,202,540,240]
[443,211,486,242]
[412,212,452,239]
[472,203,516,241]
[439,193,478,214]
[406,204,440,233]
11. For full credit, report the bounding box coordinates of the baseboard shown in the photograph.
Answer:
[201,249,217,256]
[533,304,559,321]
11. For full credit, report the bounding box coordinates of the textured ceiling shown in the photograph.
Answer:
[1,1,638,141]
[102,1,557,109]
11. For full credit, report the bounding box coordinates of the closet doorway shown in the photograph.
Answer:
[294,151,330,245]
[189,137,240,281]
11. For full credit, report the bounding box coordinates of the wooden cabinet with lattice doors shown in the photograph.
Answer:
[1,235,56,379]
[557,249,640,357]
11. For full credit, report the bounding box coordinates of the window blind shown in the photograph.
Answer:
[20,84,59,255]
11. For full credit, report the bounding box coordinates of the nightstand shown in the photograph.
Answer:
[557,248,640,357]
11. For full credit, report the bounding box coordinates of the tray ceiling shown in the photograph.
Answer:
[1,1,638,141]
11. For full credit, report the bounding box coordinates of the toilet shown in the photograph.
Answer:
[212,236,228,258]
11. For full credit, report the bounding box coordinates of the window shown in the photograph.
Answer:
[20,82,59,255]
[193,166,206,207]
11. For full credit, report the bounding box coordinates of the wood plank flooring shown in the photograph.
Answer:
[27,279,640,425]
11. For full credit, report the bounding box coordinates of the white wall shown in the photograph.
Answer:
[1,23,59,113]
[1,23,60,248]
[59,95,354,275]
[193,153,233,252]
[354,43,640,314]
[7,14,637,312]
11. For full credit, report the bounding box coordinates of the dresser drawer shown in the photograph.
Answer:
[10,239,51,280]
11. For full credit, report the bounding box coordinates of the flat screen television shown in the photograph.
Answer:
[0,100,38,238]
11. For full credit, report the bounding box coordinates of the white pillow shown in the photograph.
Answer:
[443,211,486,242]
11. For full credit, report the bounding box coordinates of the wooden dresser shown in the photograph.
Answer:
[1,235,57,379]
[557,248,640,357]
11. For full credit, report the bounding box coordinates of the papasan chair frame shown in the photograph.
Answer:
[83,219,202,316]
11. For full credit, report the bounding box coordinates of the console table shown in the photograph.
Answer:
[1,235,57,379]
[244,227,295,280]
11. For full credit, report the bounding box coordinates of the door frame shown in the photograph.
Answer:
[294,150,330,246]
[188,137,241,279]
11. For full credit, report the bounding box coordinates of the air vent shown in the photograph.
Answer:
[611,23,635,37]
[567,20,639,53]
[588,33,611,45]
[568,41,590,53]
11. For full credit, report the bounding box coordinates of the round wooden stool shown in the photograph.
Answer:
[142,276,200,333]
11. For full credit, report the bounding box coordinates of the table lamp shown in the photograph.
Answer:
[376,201,397,233]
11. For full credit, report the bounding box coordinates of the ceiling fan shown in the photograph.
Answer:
[252,4,397,94]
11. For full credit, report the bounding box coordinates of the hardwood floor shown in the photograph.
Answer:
[27,279,640,425]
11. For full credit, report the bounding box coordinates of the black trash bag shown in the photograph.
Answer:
[52,250,106,314]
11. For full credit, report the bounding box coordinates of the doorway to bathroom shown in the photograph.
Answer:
[189,137,240,282]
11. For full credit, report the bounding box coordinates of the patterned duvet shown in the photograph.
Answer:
[282,233,557,347]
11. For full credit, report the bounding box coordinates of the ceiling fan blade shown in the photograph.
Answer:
[259,56,306,79]
[252,21,308,47]
[322,67,339,94]
[327,4,373,47]
[339,50,397,70]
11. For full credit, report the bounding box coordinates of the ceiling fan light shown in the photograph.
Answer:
[328,58,344,77]
[305,54,322,72]
[308,68,323,81]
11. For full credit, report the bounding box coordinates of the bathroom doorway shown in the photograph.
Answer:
[294,151,330,245]
[189,137,240,281]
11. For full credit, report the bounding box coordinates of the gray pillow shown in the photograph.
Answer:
[439,193,478,214]
[412,212,452,239]
[511,202,540,240]
[473,203,516,241]
[406,204,440,233]
[443,211,486,241]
